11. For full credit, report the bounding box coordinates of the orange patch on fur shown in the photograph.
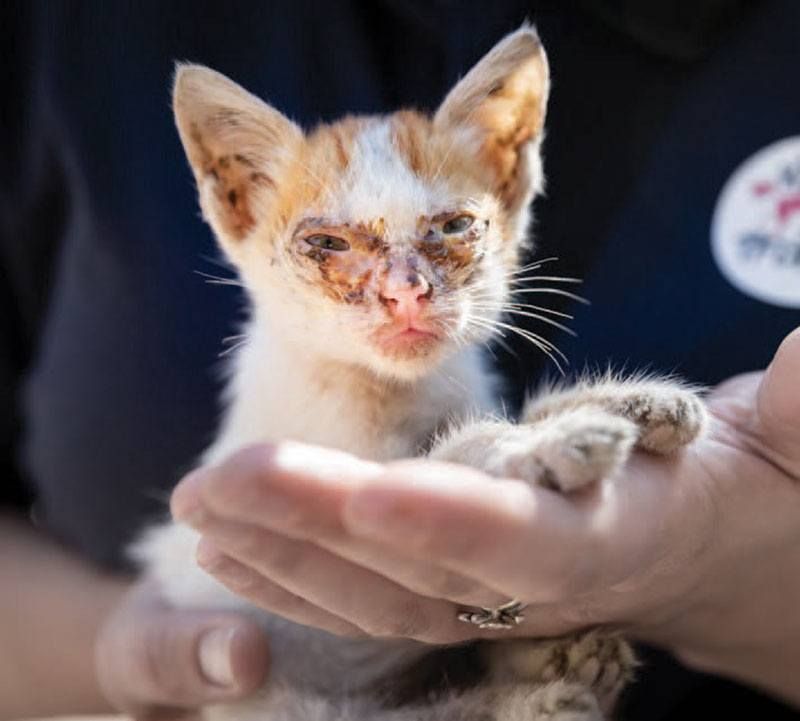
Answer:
[190,125,276,241]
[391,111,433,177]
[471,55,547,207]
[259,117,365,238]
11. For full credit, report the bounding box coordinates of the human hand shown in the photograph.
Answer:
[94,579,269,720]
[170,327,800,704]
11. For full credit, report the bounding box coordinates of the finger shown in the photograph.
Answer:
[759,326,800,470]
[191,516,495,644]
[319,537,509,609]
[200,515,506,610]
[172,443,381,538]
[342,456,689,605]
[96,583,269,714]
[194,537,366,638]
[173,444,506,608]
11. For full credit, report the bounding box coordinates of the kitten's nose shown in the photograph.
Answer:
[379,273,432,320]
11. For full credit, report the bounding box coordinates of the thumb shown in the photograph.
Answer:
[758,326,800,463]
[96,583,269,715]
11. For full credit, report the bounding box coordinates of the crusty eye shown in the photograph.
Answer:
[442,215,474,234]
[306,234,350,251]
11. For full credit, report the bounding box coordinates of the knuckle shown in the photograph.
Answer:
[247,580,308,616]
[428,570,481,601]
[232,525,269,558]
[212,558,263,595]
[382,599,432,639]
[261,538,304,577]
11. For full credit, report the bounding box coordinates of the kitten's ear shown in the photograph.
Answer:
[173,64,303,251]
[434,26,549,213]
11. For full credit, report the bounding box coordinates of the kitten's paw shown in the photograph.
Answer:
[523,379,708,457]
[513,409,637,492]
[500,682,603,721]
[608,386,706,455]
[486,631,635,716]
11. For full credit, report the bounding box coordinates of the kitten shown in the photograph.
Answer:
[138,26,706,721]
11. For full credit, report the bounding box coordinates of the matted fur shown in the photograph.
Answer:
[138,26,707,721]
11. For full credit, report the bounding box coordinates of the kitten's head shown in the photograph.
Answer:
[174,26,549,380]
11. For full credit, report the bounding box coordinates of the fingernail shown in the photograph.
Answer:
[198,627,238,688]
[171,471,208,526]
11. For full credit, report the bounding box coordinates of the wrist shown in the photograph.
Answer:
[633,555,800,708]
[0,514,132,719]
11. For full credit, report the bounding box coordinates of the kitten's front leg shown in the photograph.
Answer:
[429,411,638,492]
[430,378,706,492]
[522,377,707,456]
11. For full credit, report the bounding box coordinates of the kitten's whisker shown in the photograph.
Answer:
[471,301,574,320]
[194,270,243,287]
[218,338,248,358]
[471,314,568,362]
[508,276,583,287]
[466,315,567,373]
[467,259,559,286]
[508,257,560,276]
[514,275,583,283]
[496,309,576,336]
[512,287,590,304]
[474,327,517,358]
[470,305,576,336]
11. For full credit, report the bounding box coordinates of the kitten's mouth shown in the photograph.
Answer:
[374,323,442,357]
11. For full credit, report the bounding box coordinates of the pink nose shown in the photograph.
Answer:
[379,274,431,320]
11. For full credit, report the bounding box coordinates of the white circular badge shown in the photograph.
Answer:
[711,136,800,309]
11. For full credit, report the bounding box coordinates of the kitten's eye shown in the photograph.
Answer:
[442,215,474,234]
[306,234,350,251]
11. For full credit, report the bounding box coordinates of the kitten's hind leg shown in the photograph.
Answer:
[415,682,603,721]
[226,682,603,721]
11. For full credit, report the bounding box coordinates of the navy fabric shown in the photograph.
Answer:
[557,0,800,382]
[1,1,798,717]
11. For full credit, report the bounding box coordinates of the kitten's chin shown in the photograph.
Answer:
[366,330,450,381]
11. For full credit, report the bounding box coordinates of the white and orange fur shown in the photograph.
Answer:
[138,26,706,721]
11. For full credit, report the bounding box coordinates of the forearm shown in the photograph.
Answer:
[0,512,131,719]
